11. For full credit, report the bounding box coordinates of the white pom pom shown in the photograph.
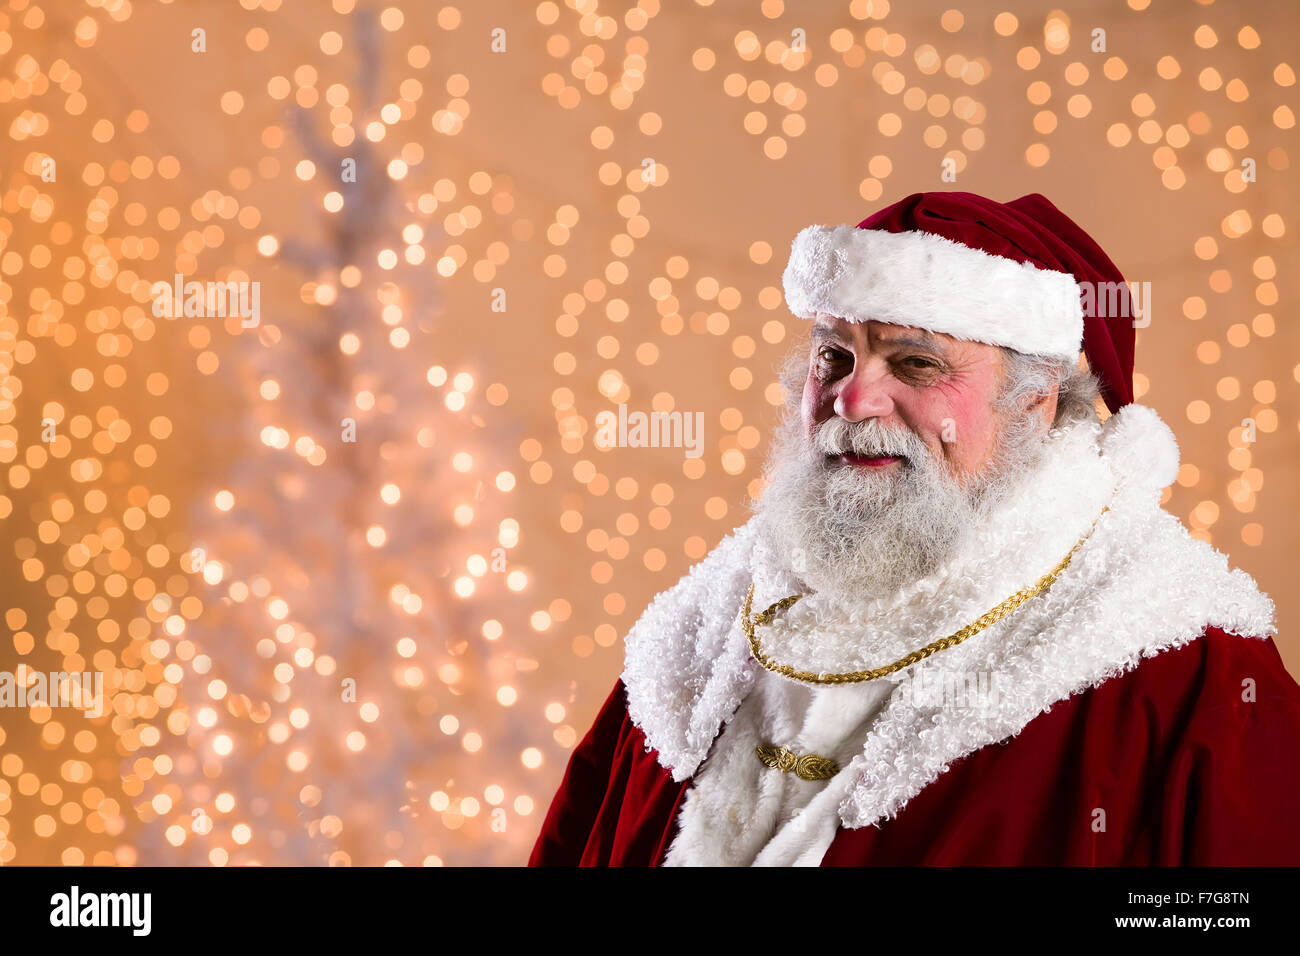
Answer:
[1099,404,1180,493]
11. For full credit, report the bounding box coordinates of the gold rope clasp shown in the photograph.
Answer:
[755,744,840,781]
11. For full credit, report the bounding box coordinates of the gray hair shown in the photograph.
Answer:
[997,348,1101,429]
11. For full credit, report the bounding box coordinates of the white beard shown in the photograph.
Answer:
[755,406,1048,606]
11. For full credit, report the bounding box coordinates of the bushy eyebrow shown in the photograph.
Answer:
[876,334,947,354]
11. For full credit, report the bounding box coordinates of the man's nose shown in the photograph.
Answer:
[833,363,895,422]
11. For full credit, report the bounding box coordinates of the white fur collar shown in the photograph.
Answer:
[621,404,1276,837]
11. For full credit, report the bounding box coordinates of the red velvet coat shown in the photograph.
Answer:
[529,627,1300,866]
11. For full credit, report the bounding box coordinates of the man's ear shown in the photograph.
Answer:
[1024,385,1059,436]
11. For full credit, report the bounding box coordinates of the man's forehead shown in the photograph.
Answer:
[811,314,947,346]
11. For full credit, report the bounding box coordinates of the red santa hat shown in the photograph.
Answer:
[781,191,1135,413]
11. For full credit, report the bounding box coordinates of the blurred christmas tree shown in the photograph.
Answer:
[127,7,534,866]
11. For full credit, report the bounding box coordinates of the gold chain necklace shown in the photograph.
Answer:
[742,504,1110,685]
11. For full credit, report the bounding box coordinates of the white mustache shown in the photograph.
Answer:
[812,418,927,461]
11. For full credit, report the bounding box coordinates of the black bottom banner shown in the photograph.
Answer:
[0,864,1286,943]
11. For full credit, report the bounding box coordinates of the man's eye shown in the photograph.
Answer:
[812,346,850,382]
[899,356,939,370]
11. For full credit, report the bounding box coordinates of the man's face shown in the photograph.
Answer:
[801,314,1008,485]
[756,312,1051,602]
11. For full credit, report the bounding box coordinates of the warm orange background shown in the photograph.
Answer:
[0,0,1295,866]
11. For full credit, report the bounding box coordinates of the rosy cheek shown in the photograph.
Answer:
[939,390,984,432]
[801,379,823,430]
[803,373,833,416]
[902,386,990,457]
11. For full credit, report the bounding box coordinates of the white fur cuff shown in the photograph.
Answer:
[782,224,1085,361]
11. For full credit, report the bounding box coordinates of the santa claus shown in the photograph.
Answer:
[528,191,1300,866]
